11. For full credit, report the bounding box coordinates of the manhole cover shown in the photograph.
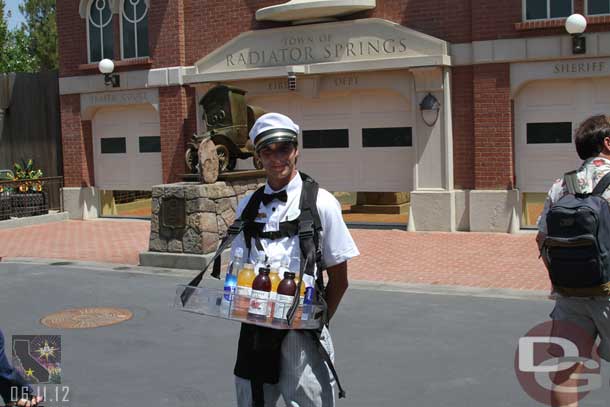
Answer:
[41,307,133,329]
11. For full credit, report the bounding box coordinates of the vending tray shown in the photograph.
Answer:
[174,284,324,330]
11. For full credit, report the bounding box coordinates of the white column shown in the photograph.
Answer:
[409,67,456,231]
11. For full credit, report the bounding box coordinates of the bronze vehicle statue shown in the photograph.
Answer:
[185,85,266,174]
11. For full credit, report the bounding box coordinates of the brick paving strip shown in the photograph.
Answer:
[0,220,550,292]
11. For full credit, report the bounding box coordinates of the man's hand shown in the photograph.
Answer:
[14,395,43,406]
[325,261,349,321]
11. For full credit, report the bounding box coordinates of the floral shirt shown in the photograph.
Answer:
[538,157,610,234]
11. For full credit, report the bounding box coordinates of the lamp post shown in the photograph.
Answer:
[419,93,441,127]
[565,13,587,55]
[98,58,120,87]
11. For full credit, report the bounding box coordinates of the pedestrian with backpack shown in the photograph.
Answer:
[226,112,359,406]
[537,114,610,406]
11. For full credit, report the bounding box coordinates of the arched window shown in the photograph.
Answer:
[87,0,114,62]
[121,0,149,59]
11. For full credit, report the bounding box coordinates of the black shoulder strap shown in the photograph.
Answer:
[179,219,245,306]
[592,172,610,196]
[299,172,322,233]
[299,172,326,272]
[242,186,266,222]
[286,173,328,326]
[242,187,267,255]
[180,188,266,306]
[563,170,579,195]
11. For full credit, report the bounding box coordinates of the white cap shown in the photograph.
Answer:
[249,112,299,151]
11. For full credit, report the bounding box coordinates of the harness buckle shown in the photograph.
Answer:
[228,221,244,235]
[298,220,315,239]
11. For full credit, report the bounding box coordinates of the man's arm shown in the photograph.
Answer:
[325,261,349,321]
[536,232,550,271]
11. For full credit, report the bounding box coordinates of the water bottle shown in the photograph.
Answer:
[221,248,242,316]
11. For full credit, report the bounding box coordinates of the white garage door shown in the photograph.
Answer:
[247,88,414,192]
[92,107,162,190]
[515,78,610,193]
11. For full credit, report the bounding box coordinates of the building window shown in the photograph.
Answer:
[524,0,572,20]
[87,0,114,63]
[121,0,149,59]
[587,0,610,15]
[526,122,572,144]
[139,136,160,153]
[362,127,412,147]
[302,129,349,149]
[101,137,127,154]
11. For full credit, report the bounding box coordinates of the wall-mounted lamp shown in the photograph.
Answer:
[419,93,441,127]
[288,72,296,91]
[98,58,120,88]
[565,14,587,55]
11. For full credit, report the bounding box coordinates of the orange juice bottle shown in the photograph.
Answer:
[294,276,307,302]
[235,262,255,318]
[292,275,306,325]
[267,264,282,317]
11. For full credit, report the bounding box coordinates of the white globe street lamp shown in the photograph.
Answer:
[565,14,587,54]
[98,58,120,87]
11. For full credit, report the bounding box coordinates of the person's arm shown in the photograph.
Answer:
[536,231,550,271]
[325,261,349,321]
[0,331,40,406]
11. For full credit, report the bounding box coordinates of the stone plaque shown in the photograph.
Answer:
[160,196,186,239]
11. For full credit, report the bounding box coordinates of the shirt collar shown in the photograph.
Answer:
[583,156,610,166]
[264,171,302,195]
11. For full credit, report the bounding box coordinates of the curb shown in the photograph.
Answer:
[0,212,70,230]
[0,257,550,301]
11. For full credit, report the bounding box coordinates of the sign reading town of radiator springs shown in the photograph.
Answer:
[514,320,604,405]
[11,335,70,406]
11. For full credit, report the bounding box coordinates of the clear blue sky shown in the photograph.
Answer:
[4,0,25,30]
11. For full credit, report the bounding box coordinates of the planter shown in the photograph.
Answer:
[0,195,10,221]
[10,192,48,218]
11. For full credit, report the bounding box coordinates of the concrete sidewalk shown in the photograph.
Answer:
[0,219,550,292]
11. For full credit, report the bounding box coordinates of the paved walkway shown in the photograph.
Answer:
[0,220,550,291]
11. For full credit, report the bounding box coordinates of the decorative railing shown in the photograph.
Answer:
[0,176,63,220]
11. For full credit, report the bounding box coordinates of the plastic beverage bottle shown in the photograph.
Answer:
[224,248,242,300]
[248,266,271,321]
[254,252,267,274]
[266,263,282,317]
[235,261,255,318]
[220,248,242,316]
[273,271,297,325]
[294,276,306,303]
[301,274,315,322]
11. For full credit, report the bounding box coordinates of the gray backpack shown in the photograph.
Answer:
[542,172,610,288]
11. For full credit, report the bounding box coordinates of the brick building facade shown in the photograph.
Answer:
[57,0,610,231]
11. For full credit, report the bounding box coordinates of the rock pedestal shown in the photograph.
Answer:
[139,177,265,270]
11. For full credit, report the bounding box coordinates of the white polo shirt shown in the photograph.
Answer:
[229,172,359,276]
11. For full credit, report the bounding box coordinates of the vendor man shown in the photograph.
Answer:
[230,112,359,407]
